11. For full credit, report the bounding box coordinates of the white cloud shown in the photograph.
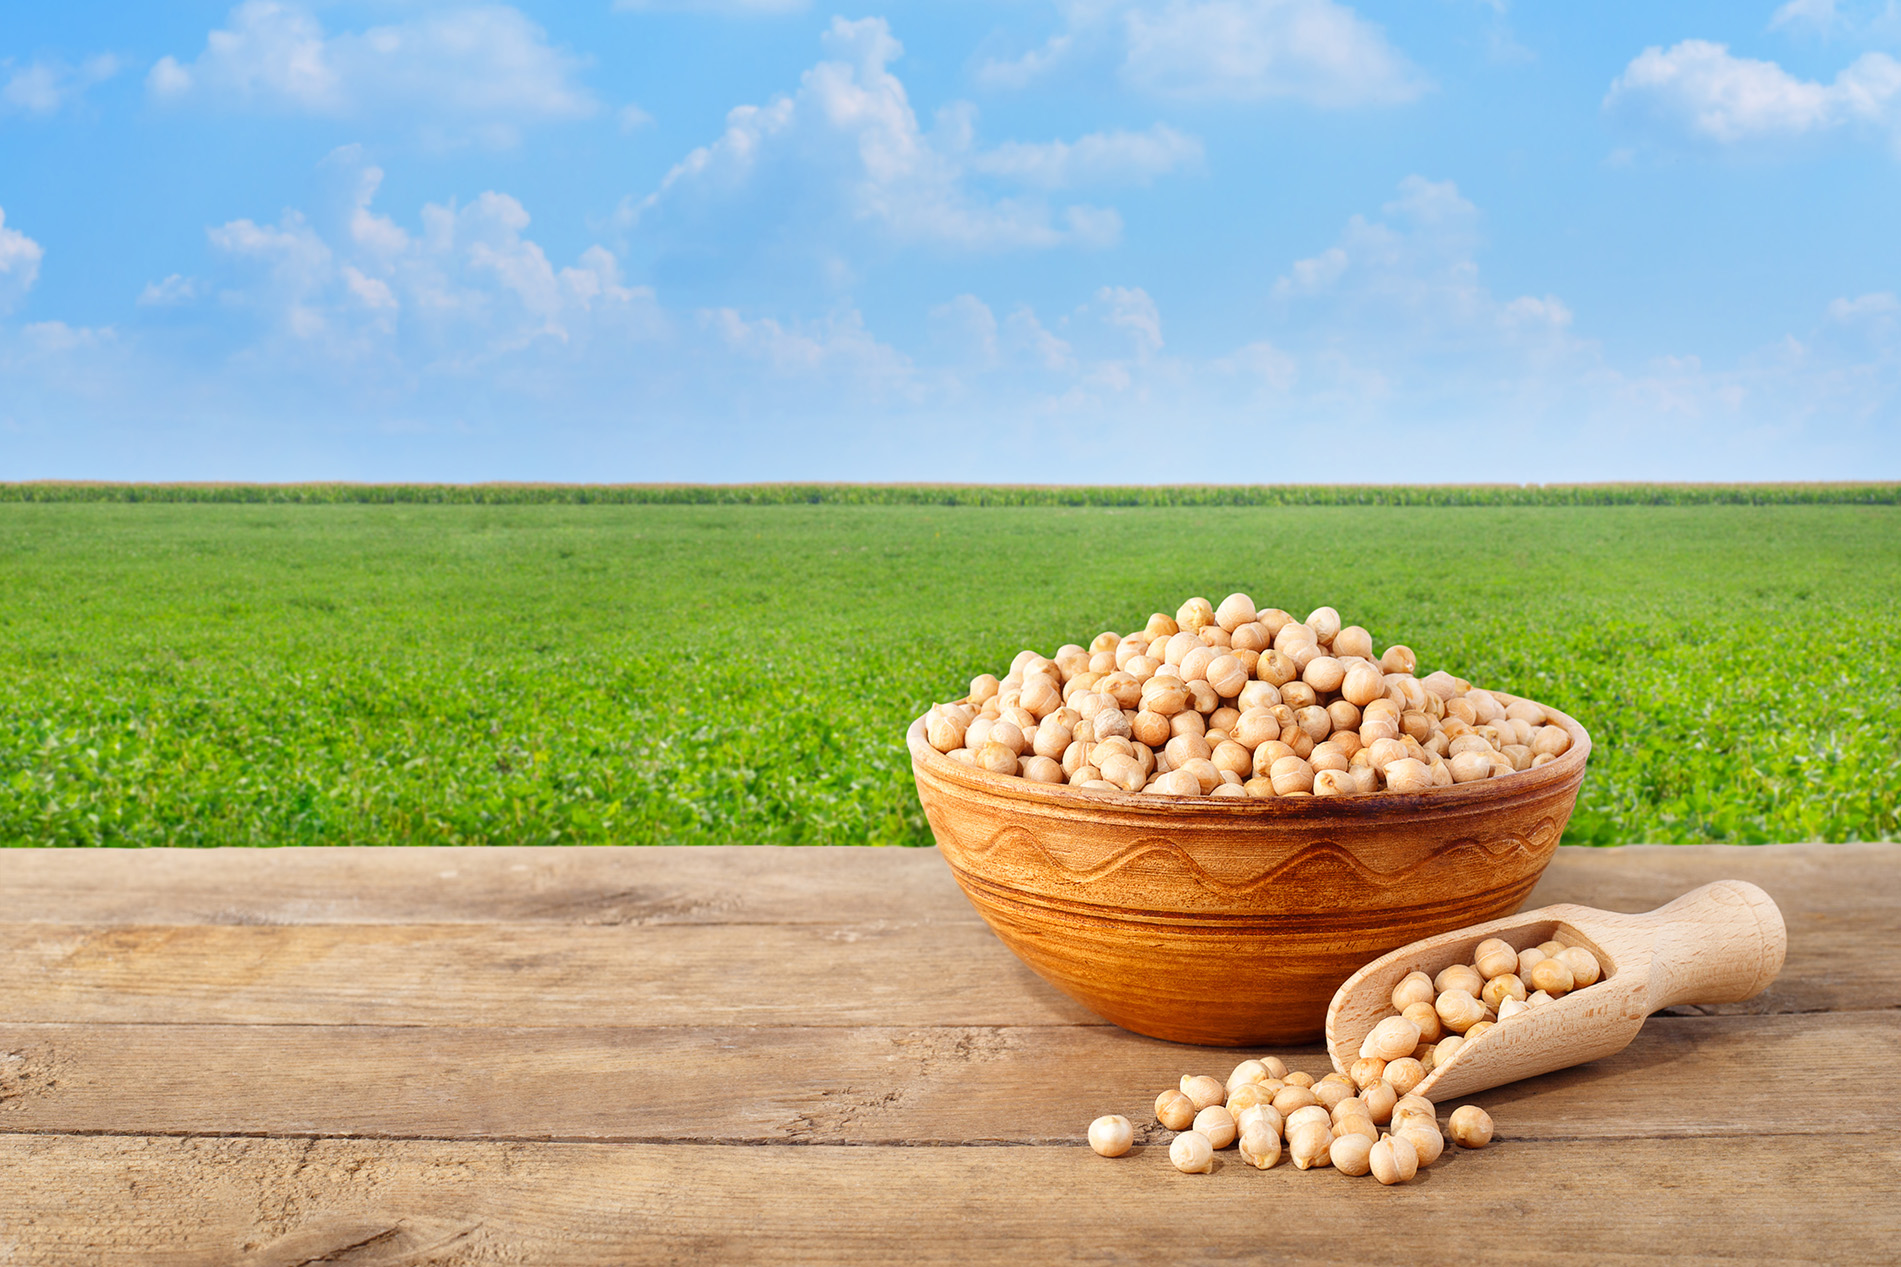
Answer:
[2,54,121,115]
[703,307,914,394]
[138,274,204,307]
[624,17,1133,252]
[1770,0,1842,34]
[1605,39,1901,148]
[148,2,595,143]
[1829,290,1900,321]
[1096,285,1163,356]
[1264,174,1593,413]
[1123,0,1427,104]
[618,103,654,131]
[201,150,661,359]
[975,33,1075,91]
[1004,305,1077,372]
[967,124,1201,188]
[0,207,44,314]
[975,1,1424,104]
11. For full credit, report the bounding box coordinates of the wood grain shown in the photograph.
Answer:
[1,1010,1891,1144]
[0,1133,1892,1266]
[0,921,1098,1028]
[0,844,977,927]
[2,842,1895,1266]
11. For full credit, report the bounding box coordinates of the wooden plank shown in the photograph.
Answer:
[2,892,1891,1031]
[4,1011,1890,1144]
[0,1134,1890,1266]
[0,921,1097,1028]
[0,845,980,927]
[3,841,1893,933]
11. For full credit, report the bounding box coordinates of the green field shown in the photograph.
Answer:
[1,500,1896,848]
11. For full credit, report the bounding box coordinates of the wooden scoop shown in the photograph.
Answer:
[1325,880,1788,1102]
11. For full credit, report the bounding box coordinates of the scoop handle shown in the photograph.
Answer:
[1638,879,1787,1011]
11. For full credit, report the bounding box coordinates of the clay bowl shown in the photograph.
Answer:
[908,700,1591,1047]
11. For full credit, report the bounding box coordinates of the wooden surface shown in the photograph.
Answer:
[2,843,1896,1265]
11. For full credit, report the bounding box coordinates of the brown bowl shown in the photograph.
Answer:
[908,701,1591,1046]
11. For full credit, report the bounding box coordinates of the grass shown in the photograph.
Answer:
[1,501,1896,848]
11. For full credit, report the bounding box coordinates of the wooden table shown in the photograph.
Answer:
[1,843,1895,1265]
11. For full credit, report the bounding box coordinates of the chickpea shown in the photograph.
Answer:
[1401,1001,1444,1044]
[1527,957,1576,997]
[1391,971,1435,1011]
[1448,1105,1494,1148]
[1089,1115,1134,1157]
[1482,973,1528,1009]
[1226,1083,1274,1116]
[1382,1058,1427,1095]
[1284,1105,1332,1136]
[1474,938,1519,980]
[1368,1133,1418,1185]
[1269,755,1316,796]
[1176,597,1216,633]
[1239,1122,1282,1169]
[1155,1090,1197,1131]
[1330,1133,1374,1176]
[1349,1057,1387,1091]
[1313,1079,1355,1111]
[1170,1130,1216,1174]
[1361,1080,1398,1124]
[1272,1085,1318,1115]
[1288,1121,1334,1170]
[1396,1119,1445,1166]
[1180,1074,1226,1112]
[1193,1105,1237,1149]
[1379,645,1418,675]
[1363,1016,1422,1062]
[1435,963,1485,997]
[1558,945,1603,987]
[1517,946,1548,978]
[1236,1104,1283,1140]
[1435,988,1487,1034]
[1021,755,1064,785]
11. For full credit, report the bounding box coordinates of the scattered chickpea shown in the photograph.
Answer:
[1239,1122,1282,1169]
[1272,1084,1319,1116]
[1180,1074,1226,1112]
[1089,1115,1134,1157]
[1396,1119,1445,1166]
[1369,1133,1419,1185]
[1349,1057,1387,1090]
[1193,1105,1238,1149]
[1448,1105,1495,1149]
[1360,1080,1398,1124]
[1170,1131,1216,1174]
[1155,1090,1197,1131]
[1288,1121,1334,1170]
[1331,1134,1375,1176]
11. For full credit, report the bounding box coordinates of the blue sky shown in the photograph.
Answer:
[2,0,1898,482]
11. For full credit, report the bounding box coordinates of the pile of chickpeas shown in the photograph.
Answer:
[1359,935,1605,1079]
[1086,1057,1494,1185]
[921,593,1573,798]
[1084,936,1605,1181]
